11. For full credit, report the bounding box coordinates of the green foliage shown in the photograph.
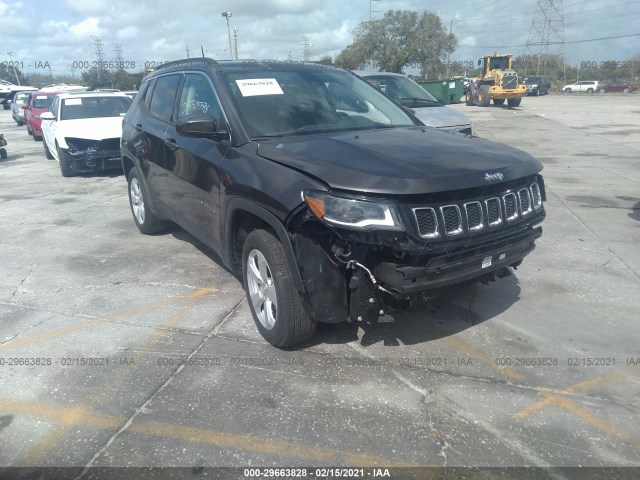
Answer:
[80,67,145,90]
[0,63,27,85]
[335,10,456,74]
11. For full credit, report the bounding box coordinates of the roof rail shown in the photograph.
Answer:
[153,57,219,72]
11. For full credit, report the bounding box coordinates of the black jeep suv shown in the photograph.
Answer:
[121,58,546,347]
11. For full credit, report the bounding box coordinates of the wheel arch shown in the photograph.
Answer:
[224,198,306,295]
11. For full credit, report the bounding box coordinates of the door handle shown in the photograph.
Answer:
[164,138,178,151]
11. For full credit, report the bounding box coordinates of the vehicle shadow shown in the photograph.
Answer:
[159,222,522,350]
[301,270,522,349]
[74,168,124,179]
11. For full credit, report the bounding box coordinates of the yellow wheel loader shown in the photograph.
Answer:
[466,54,526,107]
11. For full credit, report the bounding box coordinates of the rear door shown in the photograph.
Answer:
[42,96,59,156]
[165,72,229,252]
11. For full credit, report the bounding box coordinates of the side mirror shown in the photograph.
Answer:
[22,104,29,110]
[176,115,218,137]
[39,112,55,121]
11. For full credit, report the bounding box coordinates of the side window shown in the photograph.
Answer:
[177,73,222,123]
[148,74,181,123]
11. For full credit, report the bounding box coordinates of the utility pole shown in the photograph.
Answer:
[90,35,105,85]
[445,20,453,79]
[369,0,380,21]
[301,36,313,62]
[113,43,124,70]
[524,0,565,76]
[186,45,190,58]
[233,28,238,60]
[6,52,20,85]
[222,11,233,60]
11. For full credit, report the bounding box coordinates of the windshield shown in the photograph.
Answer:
[60,96,132,120]
[33,95,54,108]
[524,77,541,84]
[15,93,31,104]
[221,67,416,138]
[362,74,439,104]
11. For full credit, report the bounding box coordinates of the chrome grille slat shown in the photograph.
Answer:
[413,207,439,238]
[412,182,543,238]
[464,201,483,231]
[518,188,532,216]
[485,197,503,226]
[440,205,463,236]
[503,192,519,221]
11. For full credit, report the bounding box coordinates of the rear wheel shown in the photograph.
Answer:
[127,168,168,234]
[242,229,317,348]
[465,88,475,106]
[564,88,572,93]
[586,88,594,93]
[493,98,505,106]
[599,88,606,94]
[507,97,522,107]
[43,140,54,159]
[477,86,491,107]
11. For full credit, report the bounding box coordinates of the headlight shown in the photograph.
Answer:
[303,190,404,231]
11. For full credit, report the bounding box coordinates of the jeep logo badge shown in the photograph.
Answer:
[485,172,504,182]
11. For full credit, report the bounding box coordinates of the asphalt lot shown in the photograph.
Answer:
[0,93,639,478]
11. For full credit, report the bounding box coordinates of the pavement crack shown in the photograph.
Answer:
[74,297,245,479]
[9,267,33,302]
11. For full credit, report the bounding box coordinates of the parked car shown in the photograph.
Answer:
[23,91,59,140]
[1,86,38,110]
[355,71,474,135]
[562,81,599,93]
[0,127,7,159]
[598,82,637,94]
[123,90,138,100]
[40,92,132,176]
[121,58,546,347]
[521,76,551,96]
[10,91,33,126]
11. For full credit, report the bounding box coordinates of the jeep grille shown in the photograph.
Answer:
[413,181,543,239]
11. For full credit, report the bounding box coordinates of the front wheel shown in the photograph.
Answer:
[127,168,168,234]
[623,88,630,94]
[493,98,505,106]
[465,88,475,106]
[599,88,606,94]
[564,88,572,93]
[586,88,594,93]
[57,146,73,177]
[242,229,316,348]
[477,86,491,107]
[507,97,522,107]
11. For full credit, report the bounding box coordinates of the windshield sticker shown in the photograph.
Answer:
[235,78,284,97]
[36,95,48,99]
[64,98,82,106]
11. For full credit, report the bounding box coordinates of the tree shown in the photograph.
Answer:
[317,55,333,65]
[335,10,456,74]
[0,63,27,85]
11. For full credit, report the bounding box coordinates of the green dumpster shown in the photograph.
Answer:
[418,78,464,104]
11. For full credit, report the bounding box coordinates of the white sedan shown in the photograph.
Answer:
[40,92,132,177]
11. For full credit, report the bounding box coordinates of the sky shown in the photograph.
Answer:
[1,0,639,79]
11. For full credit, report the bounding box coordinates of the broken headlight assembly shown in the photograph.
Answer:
[303,190,404,231]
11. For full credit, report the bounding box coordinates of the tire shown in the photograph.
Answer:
[477,85,491,107]
[17,120,24,126]
[535,89,540,96]
[242,229,317,348]
[493,98,505,106]
[43,139,54,159]
[507,97,522,107]
[586,88,594,93]
[26,125,33,135]
[57,145,73,177]
[599,88,606,94]
[465,89,474,106]
[127,168,168,234]
[564,88,572,93]
[623,88,630,94]
[0,149,7,160]
[33,132,42,141]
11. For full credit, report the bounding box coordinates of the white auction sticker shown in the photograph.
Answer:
[64,98,83,106]
[482,256,492,268]
[36,95,48,99]
[236,78,284,97]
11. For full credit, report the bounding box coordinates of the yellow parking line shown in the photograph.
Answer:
[0,286,216,352]
[0,397,417,467]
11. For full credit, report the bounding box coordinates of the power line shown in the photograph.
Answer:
[456,32,640,48]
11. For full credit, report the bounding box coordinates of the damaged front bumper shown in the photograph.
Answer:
[60,137,122,173]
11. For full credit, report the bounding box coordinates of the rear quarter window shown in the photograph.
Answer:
[148,74,181,123]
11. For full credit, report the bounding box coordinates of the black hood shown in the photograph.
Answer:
[256,127,543,195]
